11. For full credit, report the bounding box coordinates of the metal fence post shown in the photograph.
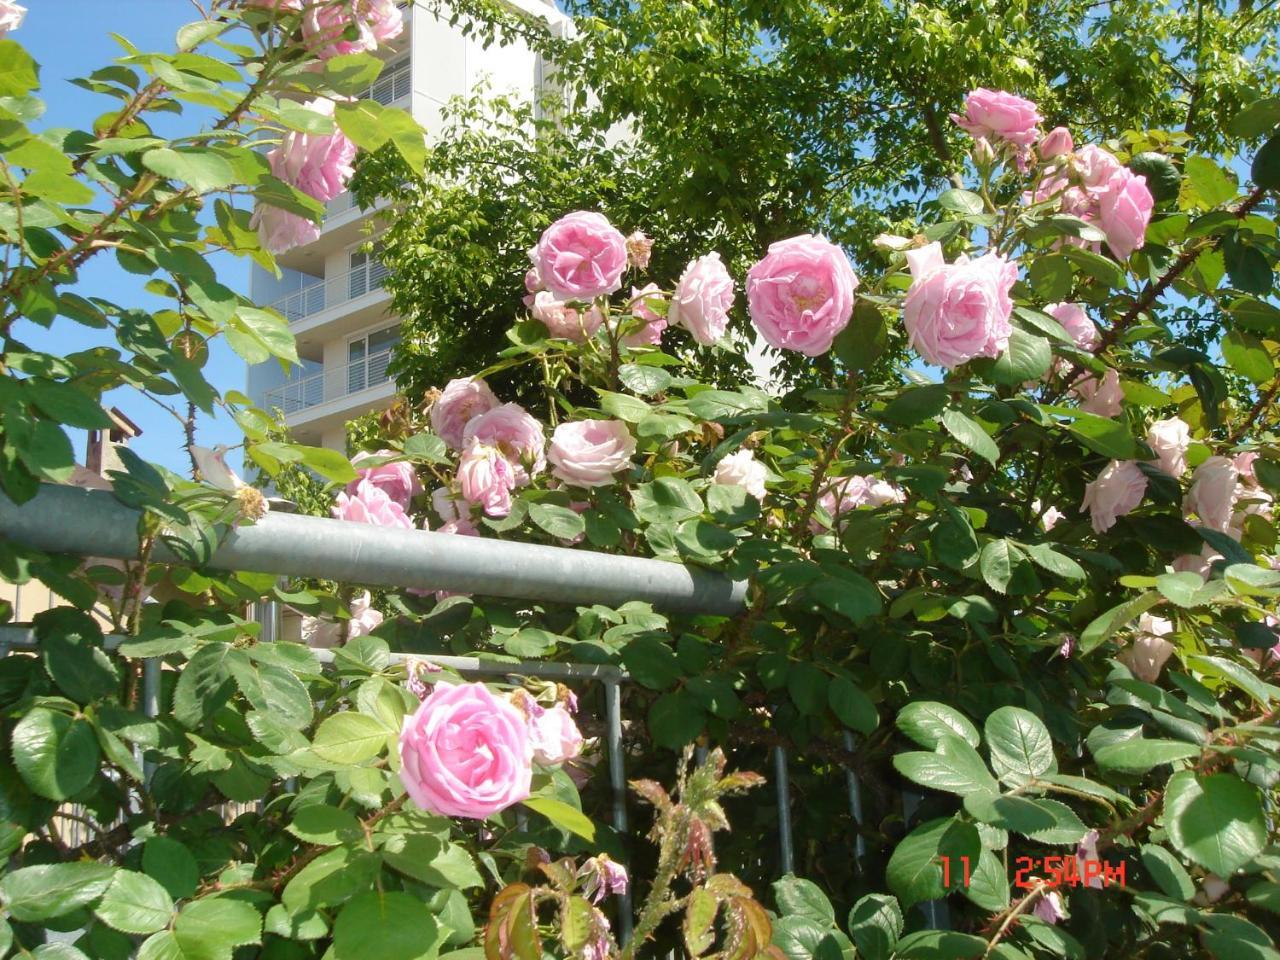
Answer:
[841,730,868,870]
[604,679,633,945]
[773,746,794,876]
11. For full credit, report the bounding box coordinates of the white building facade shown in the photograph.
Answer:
[246,0,569,451]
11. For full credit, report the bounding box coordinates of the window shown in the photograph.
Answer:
[348,244,389,300]
[366,57,411,106]
[347,324,400,394]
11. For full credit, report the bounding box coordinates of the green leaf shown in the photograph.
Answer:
[1224,239,1274,296]
[1024,798,1088,846]
[230,307,299,366]
[962,793,1056,835]
[1185,155,1238,208]
[1140,844,1195,901]
[288,804,364,846]
[312,712,391,764]
[1062,410,1140,459]
[1230,97,1280,138]
[632,477,702,523]
[141,147,236,193]
[938,188,984,215]
[95,870,175,935]
[648,690,706,750]
[528,502,586,540]
[1093,739,1201,773]
[37,607,119,702]
[881,384,948,426]
[1128,152,1181,203]
[24,379,111,428]
[143,837,199,901]
[896,702,980,749]
[1187,654,1276,706]
[832,302,888,372]
[979,539,1021,594]
[787,662,829,715]
[885,817,980,909]
[334,99,390,152]
[174,899,261,960]
[965,849,1010,912]
[0,40,38,96]
[1164,770,1267,876]
[809,573,882,624]
[596,390,650,423]
[619,363,672,396]
[984,706,1054,784]
[12,707,100,800]
[0,862,115,921]
[846,894,902,960]
[295,444,358,483]
[1022,543,1085,580]
[323,53,385,95]
[773,875,835,926]
[892,735,998,797]
[620,636,682,690]
[522,795,596,842]
[381,105,426,171]
[1079,591,1161,654]
[893,931,988,959]
[827,676,878,735]
[990,329,1051,385]
[940,410,999,466]
[1251,132,1280,191]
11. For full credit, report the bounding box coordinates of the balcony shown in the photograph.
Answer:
[263,348,395,416]
[269,259,390,326]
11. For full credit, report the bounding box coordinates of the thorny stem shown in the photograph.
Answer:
[621,767,695,960]
[980,878,1053,958]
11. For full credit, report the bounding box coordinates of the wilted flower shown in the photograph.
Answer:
[580,854,629,904]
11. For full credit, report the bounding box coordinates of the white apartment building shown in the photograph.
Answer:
[246,0,570,451]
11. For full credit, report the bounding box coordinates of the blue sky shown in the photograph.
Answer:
[15,1,252,474]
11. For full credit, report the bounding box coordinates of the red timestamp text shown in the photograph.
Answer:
[936,855,1127,890]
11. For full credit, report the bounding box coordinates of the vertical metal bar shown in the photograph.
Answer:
[773,745,794,875]
[902,790,950,930]
[142,658,161,784]
[841,730,867,867]
[604,679,633,945]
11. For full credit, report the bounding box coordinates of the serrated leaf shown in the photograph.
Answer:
[896,702,980,749]
[1165,771,1267,876]
[95,870,174,935]
[311,712,390,764]
[985,706,1054,784]
[0,862,116,921]
[940,409,999,465]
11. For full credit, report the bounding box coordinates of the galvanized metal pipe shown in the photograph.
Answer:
[773,745,795,875]
[604,679,634,945]
[0,484,747,615]
[841,730,868,868]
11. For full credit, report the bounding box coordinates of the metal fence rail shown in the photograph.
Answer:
[0,484,748,615]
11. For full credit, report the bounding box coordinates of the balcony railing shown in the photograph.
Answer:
[268,259,390,323]
[262,349,395,415]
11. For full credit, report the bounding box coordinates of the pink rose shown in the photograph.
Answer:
[581,855,629,904]
[548,420,636,488]
[303,0,404,58]
[0,1,27,35]
[531,291,605,342]
[462,403,546,484]
[399,682,533,819]
[902,242,1016,369]
[268,98,357,203]
[1234,451,1260,484]
[1081,460,1146,533]
[1173,543,1223,580]
[457,440,517,518]
[745,234,859,356]
[1146,418,1191,478]
[431,376,500,450]
[431,485,470,524]
[1077,830,1104,890]
[669,252,735,345]
[1032,890,1066,925]
[713,449,767,500]
[1046,302,1099,352]
[347,450,422,509]
[1032,499,1065,531]
[1120,614,1176,682]
[1098,169,1153,260]
[348,590,383,639]
[1074,145,1123,193]
[622,284,667,347]
[1071,368,1124,418]
[951,88,1042,148]
[810,475,902,532]
[333,479,415,529]
[251,206,320,254]
[515,693,583,766]
[1038,127,1073,159]
[532,211,628,301]
[625,230,653,270]
[1184,456,1238,532]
